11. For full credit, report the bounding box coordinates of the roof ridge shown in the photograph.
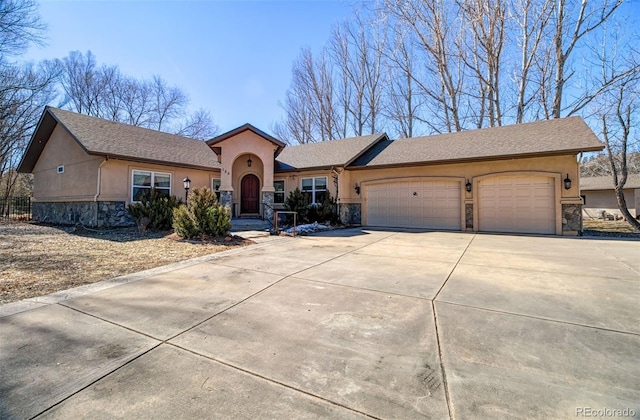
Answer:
[47,106,206,143]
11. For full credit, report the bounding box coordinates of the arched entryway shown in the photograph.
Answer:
[240,174,260,214]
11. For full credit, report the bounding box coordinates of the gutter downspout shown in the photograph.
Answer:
[94,158,108,227]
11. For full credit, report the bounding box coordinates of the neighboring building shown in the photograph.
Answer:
[18,107,604,235]
[581,174,640,219]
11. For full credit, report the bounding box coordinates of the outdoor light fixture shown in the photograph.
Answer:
[354,183,361,195]
[247,157,252,167]
[564,174,572,190]
[465,180,472,192]
[183,177,191,201]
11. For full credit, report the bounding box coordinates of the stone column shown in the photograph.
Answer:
[220,190,233,216]
[465,203,473,229]
[562,203,582,234]
[262,191,274,222]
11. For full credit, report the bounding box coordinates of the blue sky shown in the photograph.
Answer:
[24,0,359,133]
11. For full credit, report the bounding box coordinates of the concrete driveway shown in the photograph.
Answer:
[1,229,638,419]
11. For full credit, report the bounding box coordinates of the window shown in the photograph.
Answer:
[56,165,64,174]
[274,180,285,204]
[212,178,221,200]
[132,170,171,202]
[301,177,327,204]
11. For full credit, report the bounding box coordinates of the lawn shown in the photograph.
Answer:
[0,222,251,304]
[582,218,640,237]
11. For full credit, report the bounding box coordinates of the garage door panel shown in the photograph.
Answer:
[366,180,462,230]
[478,175,555,234]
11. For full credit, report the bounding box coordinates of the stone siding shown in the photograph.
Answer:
[262,191,274,222]
[339,203,362,225]
[465,203,473,229]
[97,201,134,227]
[32,201,133,227]
[220,191,233,210]
[562,203,582,233]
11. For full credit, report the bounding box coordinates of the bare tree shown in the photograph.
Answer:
[149,75,188,132]
[0,0,45,56]
[0,0,56,200]
[601,79,640,230]
[329,15,386,137]
[457,0,506,128]
[277,48,341,143]
[510,0,554,123]
[175,108,220,140]
[383,26,423,138]
[58,51,216,138]
[382,0,465,133]
[586,18,640,229]
[551,0,623,118]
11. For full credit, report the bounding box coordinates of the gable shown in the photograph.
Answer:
[32,124,97,174]
[208,129,281,161]
[207,123,285,151]
[275,133,388,171]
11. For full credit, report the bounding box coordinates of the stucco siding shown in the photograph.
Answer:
[342,154,580,234]
[274,170,339,203]
[582,189,637,218]
[32,124,102,202]
[214,130,278,193]
[99,160,220,204]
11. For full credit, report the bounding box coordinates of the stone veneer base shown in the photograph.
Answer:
[339,203,362,225]
[32,201,133,228]
[562,203,582,233]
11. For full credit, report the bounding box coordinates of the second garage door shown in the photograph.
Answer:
[478,175,556,234]
[366,179,461,229]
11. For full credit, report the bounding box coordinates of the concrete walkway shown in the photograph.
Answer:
[1,229,638,419]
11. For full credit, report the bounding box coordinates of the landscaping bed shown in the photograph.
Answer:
[0,222,251,304]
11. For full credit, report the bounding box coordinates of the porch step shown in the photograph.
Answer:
[231,218,271,232]
[239,213,261,219]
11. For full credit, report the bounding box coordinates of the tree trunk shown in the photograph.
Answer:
[614,187,640,230]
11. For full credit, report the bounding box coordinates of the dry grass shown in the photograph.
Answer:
[0,222,252,304]
[582,219,640,237]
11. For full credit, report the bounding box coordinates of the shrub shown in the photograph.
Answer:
[206,205,232,236]
[284,188,339,225]
[127,188,181,233]
[284,187,310,223]
[318,193,339,224]
[172,187,231,239]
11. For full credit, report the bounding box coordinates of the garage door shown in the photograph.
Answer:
[366,180,461,229]
[478,175,555,234]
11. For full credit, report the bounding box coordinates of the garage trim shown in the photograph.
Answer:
[472,171,562,235]
[362,176,466,229]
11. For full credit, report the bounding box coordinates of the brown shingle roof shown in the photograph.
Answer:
[581,174,640,190]
[275,133,387,171]
[18,107,220,172]
[207,123,286,150]
[350,117,603,168]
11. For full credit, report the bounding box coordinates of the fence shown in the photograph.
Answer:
[0,196,32,221]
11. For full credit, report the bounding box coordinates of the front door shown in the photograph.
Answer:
[241,174,260,214]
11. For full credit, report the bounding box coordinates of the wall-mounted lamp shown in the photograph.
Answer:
[465,179,472,192]
[183,177,191,202]
[247,157,252,167]
[564,174,572,190]
[354,183,361,195]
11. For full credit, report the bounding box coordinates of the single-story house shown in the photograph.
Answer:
[18,106,604,235]
[581,174,640,219]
